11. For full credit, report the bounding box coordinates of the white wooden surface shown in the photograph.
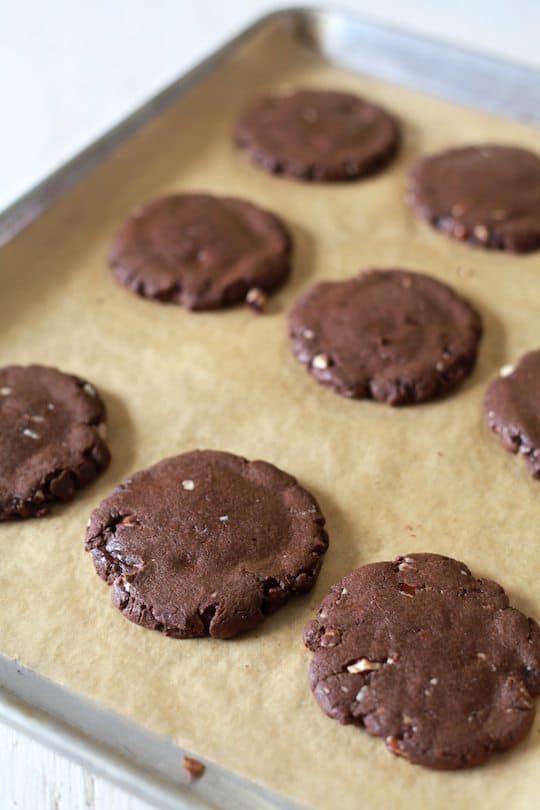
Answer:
[0,725,151,810]
[1,1,539,808]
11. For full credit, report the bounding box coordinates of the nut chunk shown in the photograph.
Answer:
[183,755,205,782]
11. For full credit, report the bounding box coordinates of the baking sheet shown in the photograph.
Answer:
[1,16,540,810]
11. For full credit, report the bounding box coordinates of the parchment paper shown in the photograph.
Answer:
[1,22,539,810]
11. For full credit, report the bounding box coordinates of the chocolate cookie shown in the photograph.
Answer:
[0,365,110,520]
[288,269,482,405]
[236,89,400,181]
[108,193,292,310]
[484,350,540,478]
[406,145,540,253]
[85,450,328,639]
[304,553,540,769]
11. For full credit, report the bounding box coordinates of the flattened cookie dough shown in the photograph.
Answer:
[86,450,328,639]
[288,269,482,405]
[236,89,400,181]
[484,350,540,478]
[109,193,292,309]
[406,145,540,253]
[0,365,110,520]
[304,553,540,769]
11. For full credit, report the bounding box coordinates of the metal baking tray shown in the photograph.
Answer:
[1,7,539,810]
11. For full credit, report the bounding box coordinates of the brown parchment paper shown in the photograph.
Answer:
[1,22,540,810]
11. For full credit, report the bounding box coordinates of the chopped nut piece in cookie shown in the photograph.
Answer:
[355,686,368,701]
[347,658,382,674]
[473,225,489,242]
[320,629,341,648]
[398,582,416,597]
[245,287,267,313]
[499,364,514,377]
[312,353,331,370]
[386,736,409,758]
[182,479,195,491]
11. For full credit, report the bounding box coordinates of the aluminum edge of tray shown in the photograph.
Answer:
[0,4,539,247]
[303,6,540,123]
[0,5,539,809]
[0,658,302,810]
[0,687,209,810]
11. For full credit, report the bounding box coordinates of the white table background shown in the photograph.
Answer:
[1,1,539,808]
